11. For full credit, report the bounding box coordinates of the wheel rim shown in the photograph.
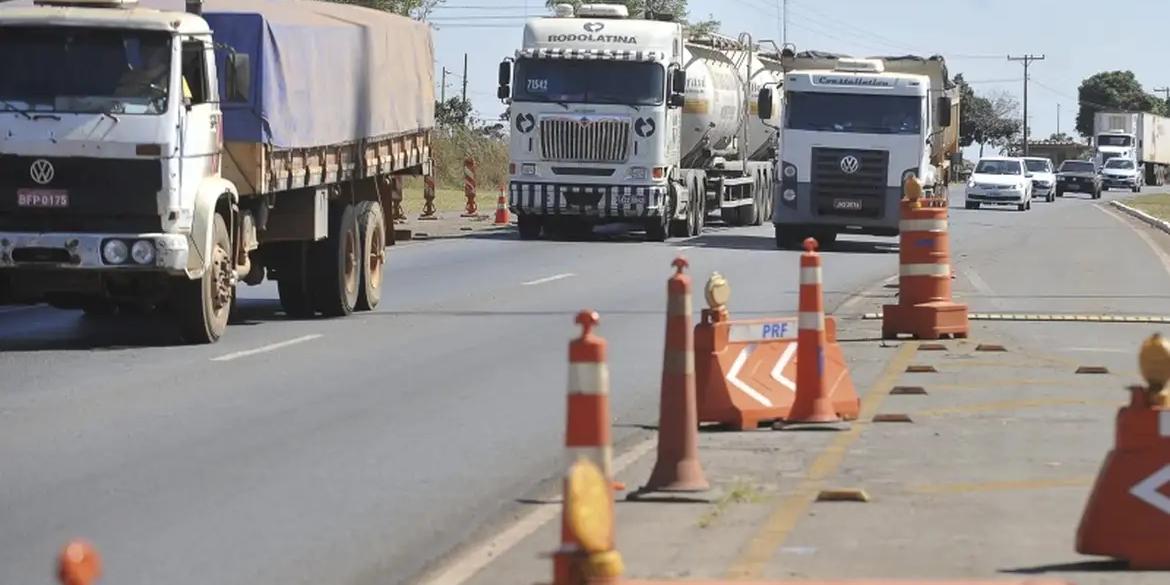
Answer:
[211,241,233,320]
[344,227,359,298]
[368,221,385,293]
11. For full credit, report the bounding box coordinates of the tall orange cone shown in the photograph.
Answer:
[778,238,846,430]
[58,540,101,585]
[556,311,618,585]
[639,257,710,494]
[494,185,510,225]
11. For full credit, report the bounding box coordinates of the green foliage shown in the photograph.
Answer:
[432,128,508,191]
[1076,71,1164,137]
[324,0,444,20]
[955,74,1020,153]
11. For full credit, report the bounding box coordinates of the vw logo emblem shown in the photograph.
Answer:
[839,155,860,175]
[29,159,55,185]
[583,21,605,33]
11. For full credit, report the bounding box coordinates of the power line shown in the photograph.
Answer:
[1008,54,1045,155]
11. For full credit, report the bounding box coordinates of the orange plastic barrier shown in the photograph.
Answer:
[58,540,101,585]
[494,185,511,225]
[462,156,478,217]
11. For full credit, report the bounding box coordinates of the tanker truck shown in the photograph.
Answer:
[497,3,783,241]
[0,0,433,343]
[757,52,959,249]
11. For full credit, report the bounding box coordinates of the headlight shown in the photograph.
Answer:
[782,165,796,178]
[782,188,796,202]
[967,180,975,188]
[102,239,129,265]
[131,240,156,265]
[521,163,536,176]
[630,167,648,180]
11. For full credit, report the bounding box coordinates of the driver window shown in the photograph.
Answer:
[181,40,209,105]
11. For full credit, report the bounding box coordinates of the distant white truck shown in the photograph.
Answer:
[757,52,959,249]
[1093,111,1170,186]
[498,3,784,241]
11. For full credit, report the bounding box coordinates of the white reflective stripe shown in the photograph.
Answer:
[798,311,824,331]
[728,319,799,343]
[725,344,774,407]
[664,349,695,376]
[900,263,951,277]
[568,446,614,476]
[900,219,948,232]
[800,266,822,285]
[769,342,798,392]
[568,363,609,395]
[1161,411,1170,437]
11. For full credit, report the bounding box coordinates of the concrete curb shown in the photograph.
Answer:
[1110,199,1170,235]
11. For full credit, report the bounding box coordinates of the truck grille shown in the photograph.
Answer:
[0,155,162,233]
[540,118,630,163]
[810,147,889,219]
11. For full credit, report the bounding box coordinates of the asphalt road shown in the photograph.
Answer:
[0,217,896,585]
[1,186,1162,585]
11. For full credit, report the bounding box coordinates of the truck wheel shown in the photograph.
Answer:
[174,213,233,344]
[311,203,361,317]
[517,215,542,240]
[749,175,764,226]
[275,242,316,318]
[355,201,386,312]
[1055,189,1063,198]
[691,181,705,237]
[774,226,801,250]
[645,213,669,242]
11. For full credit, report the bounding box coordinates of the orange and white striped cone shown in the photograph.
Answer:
[556,311,620,585]
[639,257,710,494]
[58,540,101,585]
[494,185,510,225]
[779,238,847,430]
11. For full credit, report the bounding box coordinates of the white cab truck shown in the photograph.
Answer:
[757,52,959,249]
[0,0,434,343]
[498,3,783,241]
[1093,111,1170,186]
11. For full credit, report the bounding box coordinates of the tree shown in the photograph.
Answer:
[1048,132,1073,142]
[435,97,473,128]
[1076,71,1164,137]
[326,0,444,20]
[955,75,1021,156]
[546,0,719,37]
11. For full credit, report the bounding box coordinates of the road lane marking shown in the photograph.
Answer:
[963,267,1003,309]
[908,476,1095,495]
[210,334,323,362]
[834,275,897,315]
[521,273,575,286]
[416,437,657,585]
[1099,203,1170,278]
[1061,347,1131,354]
[915,397,1118,418]
[724,340,920,580]
[675,245,696,252]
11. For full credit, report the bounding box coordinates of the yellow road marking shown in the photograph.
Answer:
[907,476,1096,495]
[915,397,1119,417]
[723,341,920,580]
[929,378,1103,390]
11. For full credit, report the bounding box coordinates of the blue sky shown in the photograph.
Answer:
[429,0,1169,154]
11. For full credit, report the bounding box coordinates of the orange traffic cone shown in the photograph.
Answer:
[494,185,510,225]
[1077,333,1170,569]
[778,238,846,430]
[58,540,101,585]
[638,257,710,495]
[556,311,619,585]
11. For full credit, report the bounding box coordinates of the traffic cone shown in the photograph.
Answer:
[778,238,846,430]
[638,257,710,494]
[556,311,619,585]
[58,540,101,585]
[494,186,510,225]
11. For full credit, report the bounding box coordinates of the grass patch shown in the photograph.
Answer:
[1125,193,1170,222]
[697,479,764,529]
[398,182,493,214]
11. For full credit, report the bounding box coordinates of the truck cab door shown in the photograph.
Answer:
[178,37,221,207]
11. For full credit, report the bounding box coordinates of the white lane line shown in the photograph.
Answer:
[675,245,696,252]
[210,334,323,362]
[521,273,575,286]
[417,437,657,585]
[963,267,1003,309]
[1060,347,1131,354]
[1099,204,1170,278]
[834,274,897,315]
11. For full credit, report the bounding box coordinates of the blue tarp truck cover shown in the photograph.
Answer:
[1,0,436,149]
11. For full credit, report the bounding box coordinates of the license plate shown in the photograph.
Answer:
[833,198,863,211]
[17,189,69,208]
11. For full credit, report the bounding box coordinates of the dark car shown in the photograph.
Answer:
[1055,159,1102,199]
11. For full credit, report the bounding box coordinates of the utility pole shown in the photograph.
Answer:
[781,0,788,46]
[1155,87,1170,101]
[461,53,469,103]
[440,67,448,102]
[1008,54,1045,156]
[1057,103,1061,137]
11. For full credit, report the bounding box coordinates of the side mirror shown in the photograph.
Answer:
[671,68,687,94]
[936,96,952,127]
[225,53,251,103]
[757,87,774,121]
[497,60,513,100]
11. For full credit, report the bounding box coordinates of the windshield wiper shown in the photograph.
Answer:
[0,100,33,120]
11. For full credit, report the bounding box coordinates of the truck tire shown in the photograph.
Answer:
[774,225,801,250]
[669,183,692,238]
[274,242,316,318]
[749,174,765,226]
[355,200,386,312]
[311,202,361,318]
[517,215,542,240]
[173,213,233,344]
[645,211,669,242]
[691,178,705,237]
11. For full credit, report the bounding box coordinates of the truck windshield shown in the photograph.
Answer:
[512,58,665,106]
[0,26,172,115]
[1060,161,1096,173]
[786,91,921,135]
[1024,159,1052,173]
[1098,135,1133,147]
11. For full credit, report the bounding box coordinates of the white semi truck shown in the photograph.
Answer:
[498,3,783,241]
[1092,111,1170,186]
[758,52,959,249]
[0,0,434,343]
